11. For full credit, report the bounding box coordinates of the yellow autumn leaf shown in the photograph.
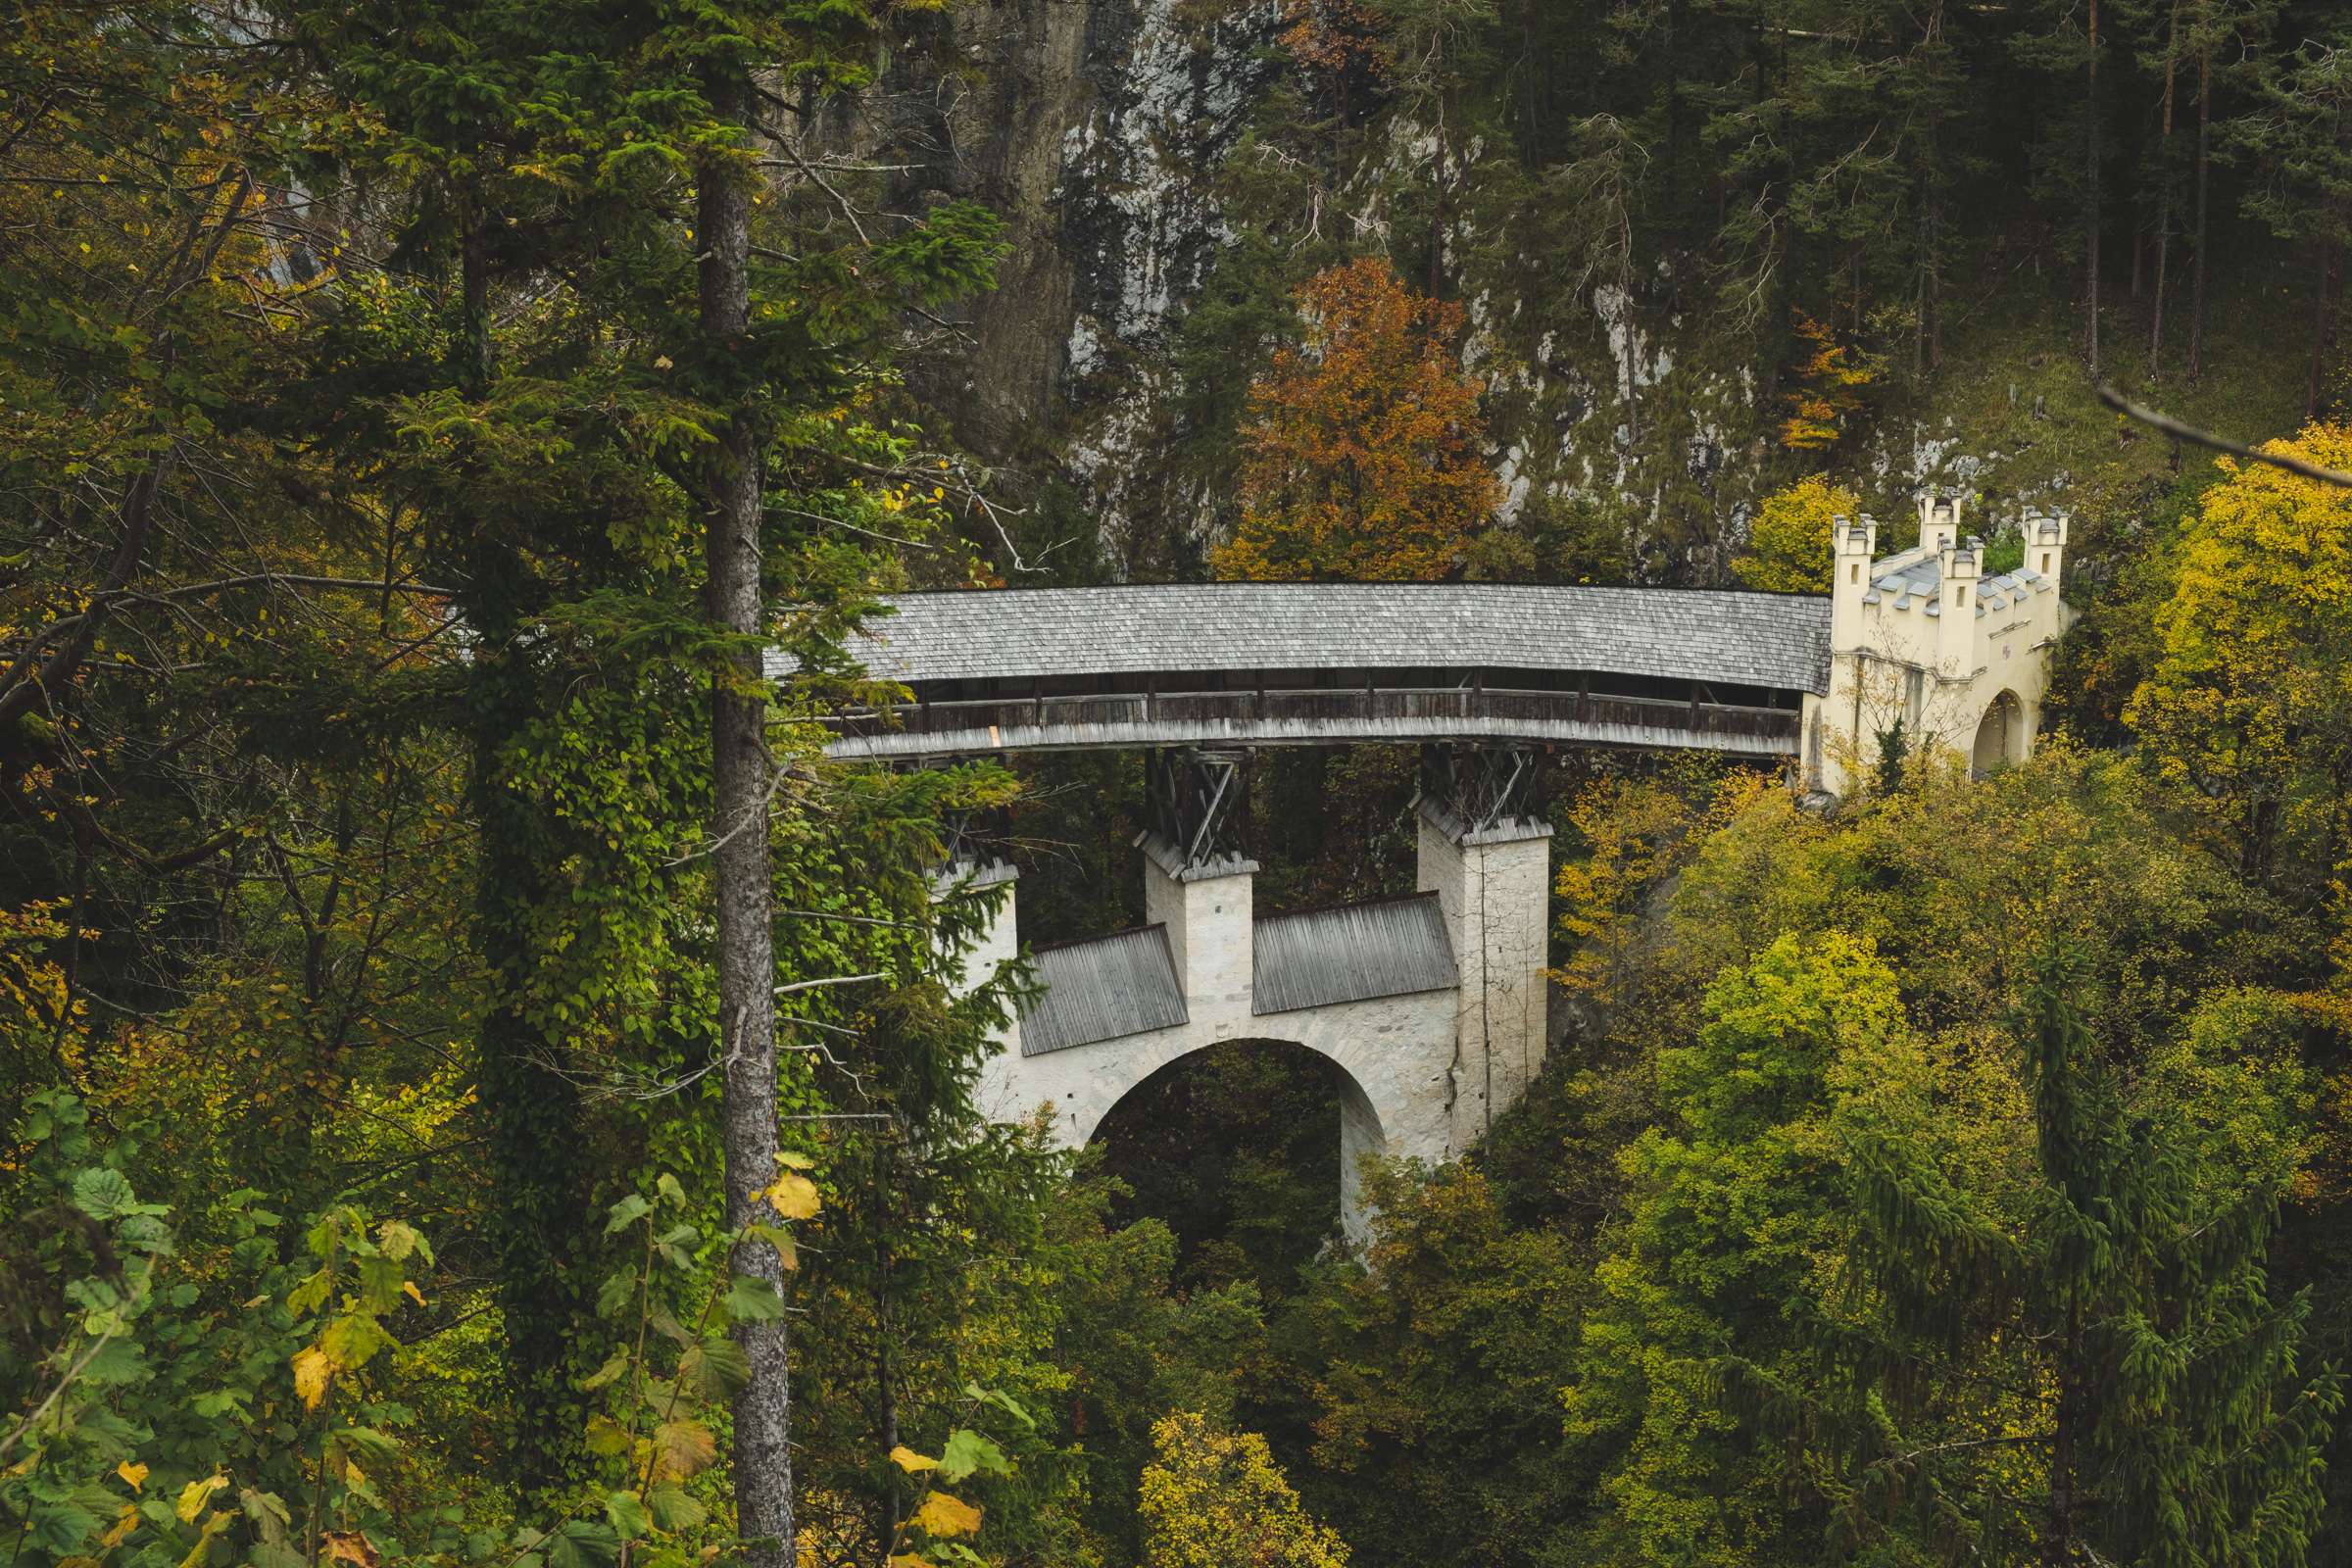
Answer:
[887,1557,929,1568]
[320,1530,380,1568]
[117,1459,148,1491]
[174,1512,230,1568]
[760,1171,819,1221]
[174,1475,227,1524]
[888,1446,939,1474]
[402,1281,425,1307]
[292,1347,333,1410]
[100,1504,141,1548]
[912,1492,981,1538]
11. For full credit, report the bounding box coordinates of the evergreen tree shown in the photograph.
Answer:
[1810,953,2342,1564]
[2230,26,2352,415]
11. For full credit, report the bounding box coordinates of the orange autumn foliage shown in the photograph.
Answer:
[1779,308,1878,451]
[1279,0,1391,78]
[1214,258,1501,582]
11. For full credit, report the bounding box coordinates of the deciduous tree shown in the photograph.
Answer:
[1139,1412,1349,1568]
[2126,424,2352,934]
[1212,258,1501,582]
[1731,475,1860,593]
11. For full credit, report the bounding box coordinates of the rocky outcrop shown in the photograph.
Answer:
[867,0,1276,564]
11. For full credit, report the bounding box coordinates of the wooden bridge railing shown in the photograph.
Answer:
[817,684,1803,755]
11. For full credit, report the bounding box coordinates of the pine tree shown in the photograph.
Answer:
[2230,25,2352,416]
[1819,952,2342,1565]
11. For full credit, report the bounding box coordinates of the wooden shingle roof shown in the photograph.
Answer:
[1252,893,1458,1015]
[804,583,1832,694]
[1017,924,1188,1055]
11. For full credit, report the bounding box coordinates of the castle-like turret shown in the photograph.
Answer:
[1810,492,2073,794]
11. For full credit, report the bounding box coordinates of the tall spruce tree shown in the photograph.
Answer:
[1821,953,2342,1565]
[2230,25,2352,415]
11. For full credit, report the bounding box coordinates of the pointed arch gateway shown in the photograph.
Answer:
[1970,689,2026,778]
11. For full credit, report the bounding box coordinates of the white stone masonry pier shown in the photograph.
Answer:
[944,803,1550,1245]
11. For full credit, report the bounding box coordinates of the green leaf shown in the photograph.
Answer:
[581,1349,632,1392]
[603,1492,648,1542]
[596,1267,640,1319]
[605,1194,653,1235]
[656,1173,687,1208]
[26,1500,99,1556]
[644,1484,707,1534]
[676,1337,749,1401]
[355,1255,408,1313]
[722,1276,785,1324]
[331,1425,401,1463]
[286,1269,333,1317]
[318,1311,397,1371]
[940,1428,1008,1483]
[375,1219,425,1261]
[584,1415,632,1457]
[239,1488,293,1543]
[963,1384,1035,1430]
[544,1520,619,1568]
[73,1167,137,1221]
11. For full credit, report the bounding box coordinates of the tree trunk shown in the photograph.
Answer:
[700,73,793,1568]
[2047,1297,2082,1567]
[456,218,596,1501]
[2311,235,2336,419]
[2150,0,2180,375]
[2085,0,2102,376]
[2189,29,2211,381]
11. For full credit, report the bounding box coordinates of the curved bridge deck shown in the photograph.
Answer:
[798,582,1832,760]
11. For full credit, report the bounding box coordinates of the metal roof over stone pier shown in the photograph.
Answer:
[792,582,1833,760]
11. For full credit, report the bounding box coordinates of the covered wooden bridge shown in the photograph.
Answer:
[795,582,1833,761]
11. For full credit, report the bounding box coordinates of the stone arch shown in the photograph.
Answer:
[1970,688,2026,778]
[1074,1034,1396,1247]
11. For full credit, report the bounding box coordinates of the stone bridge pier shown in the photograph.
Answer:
[944,744,1551,1244]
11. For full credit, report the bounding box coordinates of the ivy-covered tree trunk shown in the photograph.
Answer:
[2190,30,2211,380]
[471,643,592,1499]
[452,216,595,1497]
[697,71,794,1568]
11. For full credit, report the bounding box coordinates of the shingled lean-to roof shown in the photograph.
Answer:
[819,583,1833,695]
[1252,893,1459,1015]
[1017,924,1189,1056]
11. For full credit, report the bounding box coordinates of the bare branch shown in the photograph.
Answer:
[2094,384,2352,488]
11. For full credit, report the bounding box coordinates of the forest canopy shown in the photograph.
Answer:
[7,0,2352,1566]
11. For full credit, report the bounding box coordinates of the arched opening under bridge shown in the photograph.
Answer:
[1088,1038,1389,1283]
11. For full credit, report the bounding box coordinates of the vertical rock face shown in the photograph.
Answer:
[870,3,2037,580]
[878,0,1277,566]
[1058,0,1273,364]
